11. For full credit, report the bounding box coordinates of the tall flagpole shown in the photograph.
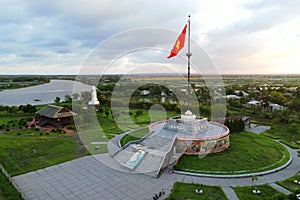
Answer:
[186,15,192,111]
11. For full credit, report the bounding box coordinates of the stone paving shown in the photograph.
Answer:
[245,124,271,134]
[269,183,292,195]
[11,126,300,200]
[12,144,300,200]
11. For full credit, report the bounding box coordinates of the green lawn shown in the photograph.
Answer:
[233,184,286,200]
[0,113,34,131]
[174,132,290,174]
[97,114,125,136]
[277,174,300,193]
[0,134,87,176]
[263,125,300,149]
[0,171,23,200]
[4,128,61,137]
[132,109,178,125]
[165,182,228,200]
[120,127,149,147]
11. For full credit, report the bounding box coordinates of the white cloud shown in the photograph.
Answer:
[0,0,300,74]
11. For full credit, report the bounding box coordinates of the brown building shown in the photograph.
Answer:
[36,105,77,128]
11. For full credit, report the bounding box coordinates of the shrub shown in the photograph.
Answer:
[34,128,39,131]
[26,117,33,121]
[39,132,43,136]
[17,133,21,135]
[224,117,245,133]
[56,128,65,134]
[66,125,75,130]
[30,124,35,128]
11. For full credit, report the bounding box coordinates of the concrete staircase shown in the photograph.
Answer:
[134,153,164,176]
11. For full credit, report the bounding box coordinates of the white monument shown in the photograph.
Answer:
[181,110,196,122]
[88,86,100,106]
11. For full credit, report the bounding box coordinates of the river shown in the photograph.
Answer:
[0,80,91,106]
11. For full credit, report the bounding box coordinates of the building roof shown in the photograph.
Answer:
[226,94,241,99]
[36,105,77,118]
[247,100,261,105]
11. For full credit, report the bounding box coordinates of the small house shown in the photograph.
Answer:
[36,105,77,128]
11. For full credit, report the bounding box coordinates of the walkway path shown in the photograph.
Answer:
[222,186,239,200]
[245,124,270,134]
[269,183,292,195]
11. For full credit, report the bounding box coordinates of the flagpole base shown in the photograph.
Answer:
[181,110,196,122]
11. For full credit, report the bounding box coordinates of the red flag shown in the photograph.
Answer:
[167,24,187,59]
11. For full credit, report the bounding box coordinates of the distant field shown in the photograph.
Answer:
[0,76,50,90]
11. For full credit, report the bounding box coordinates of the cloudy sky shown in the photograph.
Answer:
[1,0,300,75]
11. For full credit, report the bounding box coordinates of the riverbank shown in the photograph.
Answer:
[0,76,50,90]
[0,79,91,106]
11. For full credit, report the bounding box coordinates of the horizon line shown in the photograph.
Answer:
[1,73,300,76]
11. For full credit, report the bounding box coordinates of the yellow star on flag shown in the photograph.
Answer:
[167,24,187,59]
[176,40,180,50]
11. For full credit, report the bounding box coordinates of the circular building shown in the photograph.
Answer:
[150,111,230,157]
[113,110,230,177]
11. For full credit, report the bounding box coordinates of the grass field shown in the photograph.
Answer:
[0,113,33,124]
[119,127,149,147]
[233,184,286,200]
[165,182,228,200]
[276,174,300,193]
[0,170,23,200]
[174,132,290,174]
[0,134,87,176]
[262,125,300,149]
[0,113,34,131]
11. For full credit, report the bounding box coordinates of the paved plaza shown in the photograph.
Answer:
[11,126,300,199]
[12,145,300,200]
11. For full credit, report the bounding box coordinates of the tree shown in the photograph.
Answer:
[224,117,245,133]
[289,98,300,112]
[81,91,92,102]
[64,95,72,102]
[225,87,235,95]
[270,91,286,105]
[8,106,18,114]
[54,96,60,103]
[105,110,110,118]
[228,99,241,108]
[152,98,159,104]
[135,110,143,119]
[19,104,37,113]
[72,93,80,100]
[150,85,162,96]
